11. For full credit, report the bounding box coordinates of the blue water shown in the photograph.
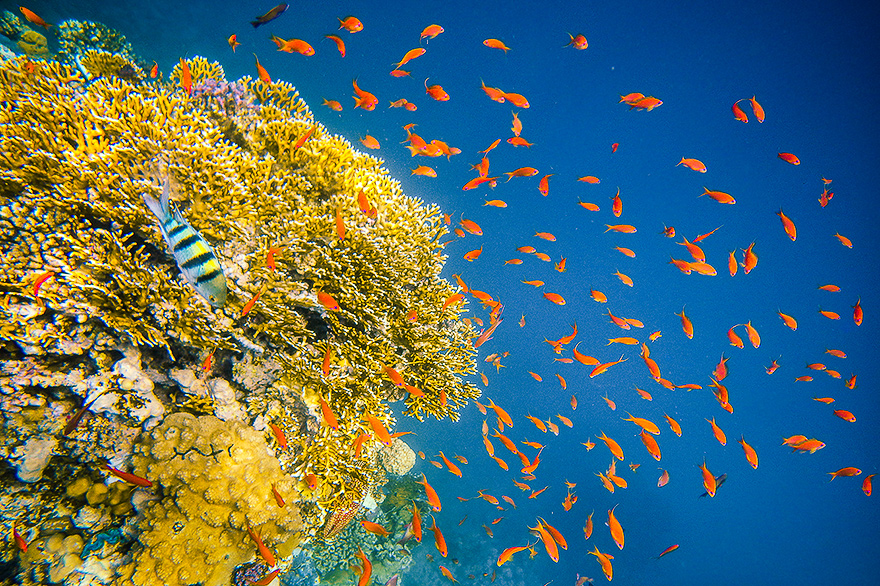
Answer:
[14,0,880,584]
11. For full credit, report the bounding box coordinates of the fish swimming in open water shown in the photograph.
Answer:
[142,177,227,307]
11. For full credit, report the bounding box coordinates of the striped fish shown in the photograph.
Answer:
[142,178,227,307]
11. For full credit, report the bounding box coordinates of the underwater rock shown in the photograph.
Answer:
[377,437,416,476]
[12,436,57,483]
[16,29,48,55]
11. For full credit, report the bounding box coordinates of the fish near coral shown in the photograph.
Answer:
[20,6,50,29]
[142,177,227,307]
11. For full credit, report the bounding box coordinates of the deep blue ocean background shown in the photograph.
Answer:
[8,1,879,584]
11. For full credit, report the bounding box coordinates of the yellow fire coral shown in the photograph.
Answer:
[0,49,479,552]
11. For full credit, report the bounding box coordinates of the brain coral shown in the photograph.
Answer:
[120,412,304,586]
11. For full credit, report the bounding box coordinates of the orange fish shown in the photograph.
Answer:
[463,247,483,261]
[744,321,761,348]
[701,187,736,204]
[421,24,444,41]
[588,546,614,581]
[268,422,288,448]
[352,79,378,110]
[149,61,158,78]
[639,429,662,461]
[732,99,748,122]
[678,157,707,173]
[361,520,390,537]
[316,290,340,311]
[394,48,426,69]
[417,473,442,511]
[484,38,511,52]
[543,292,566,305]
[749,96,765,122]
[438,451,463,477]
[584,511,594,539]
[324,34,346,57]
[777,311,798,330]
[506,167,539,181]
[605,224,636,233]
[622,412,660,435]
[699,460,717,497]
[355,548,372,586]
[272,36,315,56]
[246,525,276,567]
[607,505,624,550]
[597,431,624,460]
[778,152,800,165]
[102,464,152,488]
[578,175,601,184]
[412,165,437,177]
[590,356,626,378]
[530,521,559,562]
[853,298,863,326]
[614,270,634,287]
[742,242,758,273]
[565,33,589,49]
[425,78,450,101]
[863,474,875,496]
[674,307,694,339]
[776,209,797,241]
[19,6,50,29]
[252,54,271,83]
[338,15,363,33]
[428,515,448,557]
[828,467,862,481]
[537,174,553,196]
[834,232,853,248]
[739,436,759,469]
[664,413,682,436]
[323,98,343,111]
[833,409,856,422]
[367,414,393,445]
[319,397,339,430]
[179,58,193,96]
[358,135,380,150]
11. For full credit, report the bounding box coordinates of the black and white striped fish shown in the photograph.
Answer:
[142,178,227,307]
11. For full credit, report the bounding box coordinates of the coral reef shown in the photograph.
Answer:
[0,36,478,584]
[118,413,304,586]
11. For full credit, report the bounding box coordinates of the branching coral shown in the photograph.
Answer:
[0,46,479,582]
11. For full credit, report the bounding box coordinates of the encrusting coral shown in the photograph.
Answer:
[0,25,479,584]
[117,413,304,586]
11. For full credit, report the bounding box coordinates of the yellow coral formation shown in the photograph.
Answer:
[121,413,304,585]
[79,49,141,79]
[0,51,479,540]
[17,29,48,55]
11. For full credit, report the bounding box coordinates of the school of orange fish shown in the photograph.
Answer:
[16,2,869,582]
[223,8,873,584]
